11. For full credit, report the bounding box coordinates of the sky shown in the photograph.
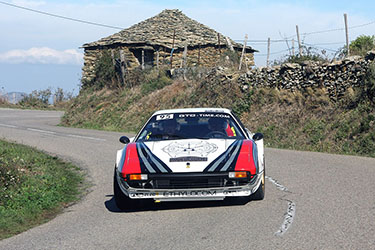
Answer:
[0,0,374,95]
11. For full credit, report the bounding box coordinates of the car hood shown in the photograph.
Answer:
[142,139,237,172]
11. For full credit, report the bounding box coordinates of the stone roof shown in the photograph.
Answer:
[82,9,255,52]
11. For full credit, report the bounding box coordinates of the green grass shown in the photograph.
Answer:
[0,139,84,240]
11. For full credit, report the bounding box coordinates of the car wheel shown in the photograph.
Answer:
[251,170,265,200]
[113,168,138,210]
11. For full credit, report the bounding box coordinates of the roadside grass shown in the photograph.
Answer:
[241,88,375,158]
[0,139,85,240]
[0,101,69,111]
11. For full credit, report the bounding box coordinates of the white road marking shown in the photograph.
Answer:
[0,123,107,142]
[0,123,17,128]
[27,128,56,134]
[66,134,106,142]
[24,127,106,141]
[275,201,296,236]
[265,176,289,192]
[265,175,296,237]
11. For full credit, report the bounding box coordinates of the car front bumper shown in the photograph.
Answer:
[116,171,263,202]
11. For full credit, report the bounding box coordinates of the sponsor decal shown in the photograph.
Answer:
[156,114,174,120]
[178,113,230,119]
[162,141,218,158]
[129,189,251,198]
[163,190,217,197]
[170,156,208,162]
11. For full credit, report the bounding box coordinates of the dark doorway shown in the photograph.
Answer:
[131,49,155,67]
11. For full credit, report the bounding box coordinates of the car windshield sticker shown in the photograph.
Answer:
[178,113,230,119]
[156,114,174,120]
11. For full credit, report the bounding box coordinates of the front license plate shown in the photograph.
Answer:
[128,189,251,199]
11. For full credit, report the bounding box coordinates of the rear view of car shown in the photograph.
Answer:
[114,108,265,210]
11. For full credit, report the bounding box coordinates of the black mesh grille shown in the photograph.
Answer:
[154,177,224,189]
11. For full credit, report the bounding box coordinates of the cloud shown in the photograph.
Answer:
[0,47,83,65]
[11,0,46,8]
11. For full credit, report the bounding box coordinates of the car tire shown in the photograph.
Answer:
[251,170,265,200]
[113,168,138,210]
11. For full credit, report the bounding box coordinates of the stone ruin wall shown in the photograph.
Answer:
[238,51,375,101]
[82,45,374,102]
[82,47,138,83]
[81,46,254,83]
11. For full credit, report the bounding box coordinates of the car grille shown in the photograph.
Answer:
[154,177,224,189]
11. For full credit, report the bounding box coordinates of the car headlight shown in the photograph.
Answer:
[128,174,148,180]
[228,171,248,178]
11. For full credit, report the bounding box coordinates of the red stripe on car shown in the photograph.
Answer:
[121,143,141,178]
[234,140,257,174]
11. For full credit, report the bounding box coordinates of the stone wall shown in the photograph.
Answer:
[238,50,375,100]
[82,47,139,83]
[82,46,254,83]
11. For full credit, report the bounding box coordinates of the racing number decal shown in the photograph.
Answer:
[156,114,174,120]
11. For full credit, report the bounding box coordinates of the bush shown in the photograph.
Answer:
[363,63,375,104]
[19,88,52,108]
[18,87,74,109]
[350,35,375,57]
[82,51,120,90]
[274,46,328,65]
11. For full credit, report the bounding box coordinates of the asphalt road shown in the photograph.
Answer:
[0,108,374,249]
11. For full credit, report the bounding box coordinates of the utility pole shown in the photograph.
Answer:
[296,25,303,56]
[344,13,350,57]
[198,44,201,66]
[292,39,295,56]
[141,50,145,70]
[156,48,159,69]
[266,37,271,67]
[239,34,248,70]
[170,29,176,69]
[217,33,221,55]
[120,50,126,86]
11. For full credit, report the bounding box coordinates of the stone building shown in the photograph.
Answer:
[81,9,256,83]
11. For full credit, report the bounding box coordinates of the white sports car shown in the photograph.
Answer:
[114,108,265,209]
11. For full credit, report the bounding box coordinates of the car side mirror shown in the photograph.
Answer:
[252,133,264,141]
[119,136,130,144]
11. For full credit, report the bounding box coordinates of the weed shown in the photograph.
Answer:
[140,70,172,95]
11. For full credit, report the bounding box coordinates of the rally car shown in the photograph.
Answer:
[114,108,265,209]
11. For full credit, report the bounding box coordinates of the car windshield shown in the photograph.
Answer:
[136,112,246,141]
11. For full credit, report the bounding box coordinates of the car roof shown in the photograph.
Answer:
[153,108,232,115]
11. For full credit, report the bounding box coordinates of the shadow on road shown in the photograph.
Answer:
[104,194,253,213]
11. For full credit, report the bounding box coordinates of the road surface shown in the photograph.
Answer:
[0,108,374,249]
